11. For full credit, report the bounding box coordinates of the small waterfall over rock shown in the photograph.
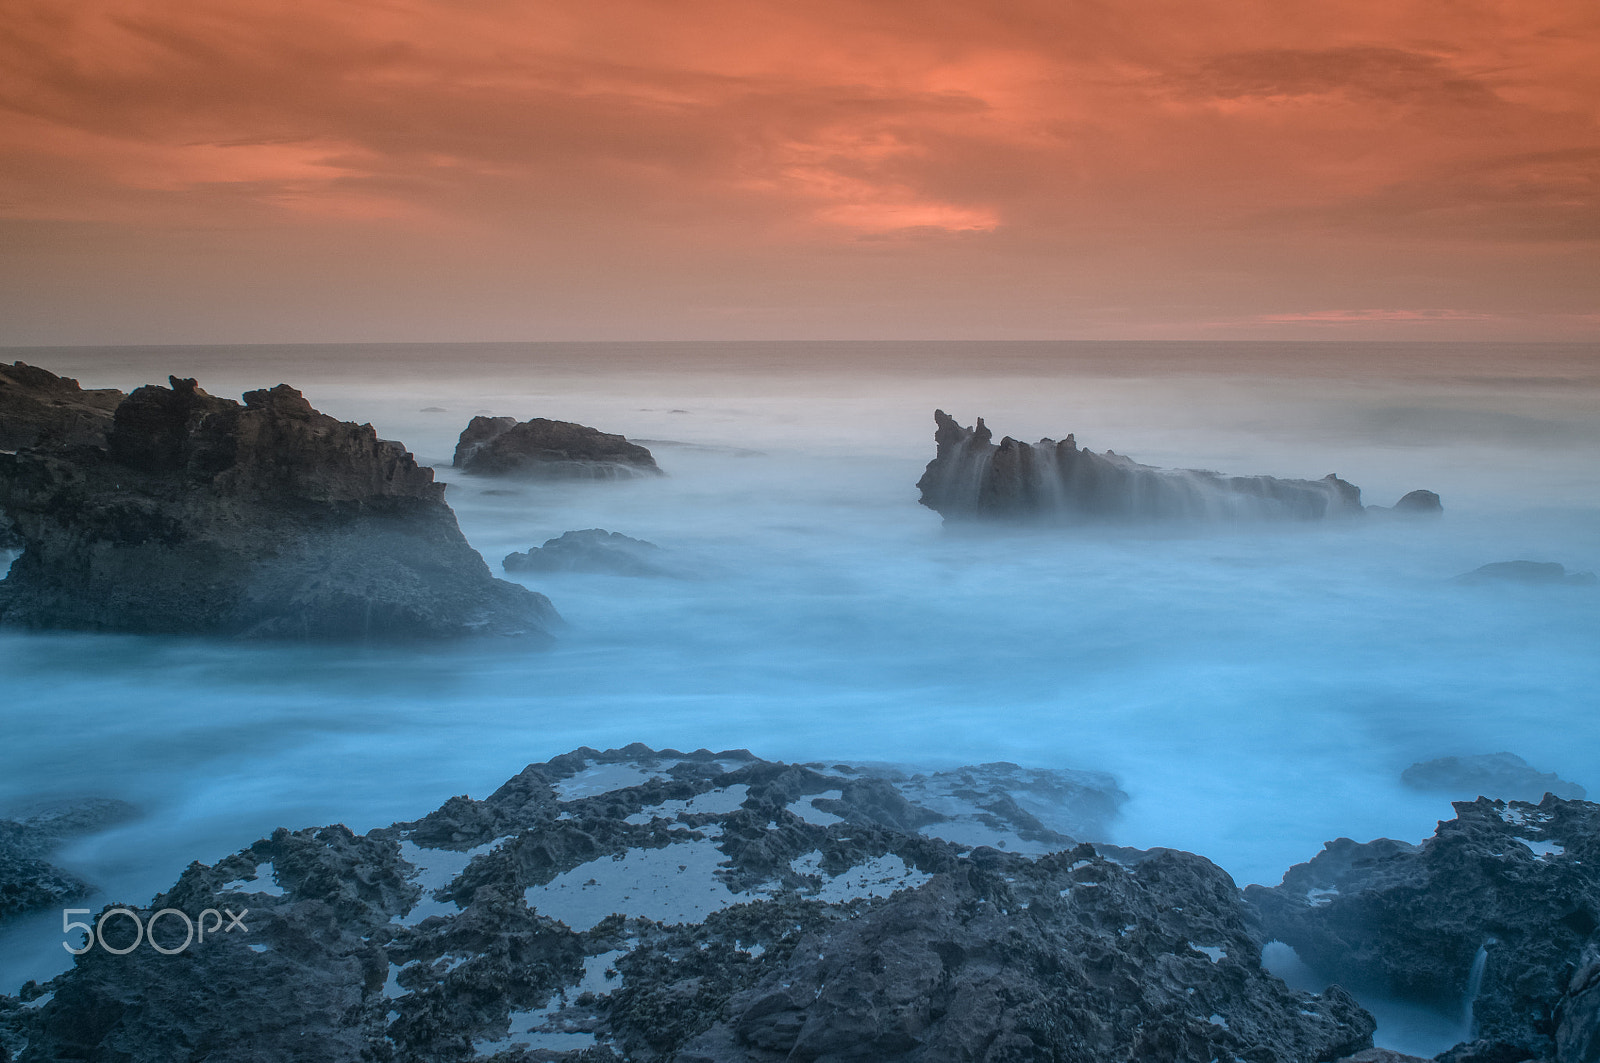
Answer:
[916,410,1383,523]
[1461,944,1491,1040]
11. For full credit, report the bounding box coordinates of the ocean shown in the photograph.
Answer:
[2,340,1596,1049]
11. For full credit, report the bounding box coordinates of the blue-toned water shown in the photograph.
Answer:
[2,341,1597,1052]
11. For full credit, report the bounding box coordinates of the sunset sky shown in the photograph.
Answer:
[2,0,1597,343]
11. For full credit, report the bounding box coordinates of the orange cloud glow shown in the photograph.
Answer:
[0,0,1596,340]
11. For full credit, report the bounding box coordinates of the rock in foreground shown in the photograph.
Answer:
[0,799,138,921]
[504,529,668,577]
[917,410,1435,524]
[454,415,662,479]
[0,748,1377,1063]
[0,374,558,640]
[1248,795,1600,1063]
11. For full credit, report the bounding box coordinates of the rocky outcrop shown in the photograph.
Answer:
[0,363,124,550]
[917,410,1379,523]
[0,375,558,639]
[1456,561,1598,587]
[0,748,1376,1063]
[0,799,137,921]
[1393,489,1443,515]
[504,529,667,577]
[1403,753,1586,802]
[454,415,662,479]
[1246,795,1600,1063]
[0,363,121,452]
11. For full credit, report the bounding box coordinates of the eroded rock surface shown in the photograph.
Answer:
[454,415,662,480]
[1247,796,1600,1063]
[0,363,121,452]
[0,747,1376,1063]
[0,374,557,639]
[0,799,137,921]
[504,529,667,577]
[916,410,1435,524]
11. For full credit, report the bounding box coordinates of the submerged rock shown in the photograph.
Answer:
[1246,795,1600,1063]
[917,410,1381,523]
[0,747,1375,1063]
[1402,752,1586,802]
[0,375,558,639]
[504,528,667,577]
[1456,561,1598,586]
[454,414,662,479]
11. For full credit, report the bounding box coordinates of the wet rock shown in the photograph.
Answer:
[677,848,1373,1063]
[0,799,137,921]
[917,410,1373,523]
[454,415,662,480]
[504,529,667,577]
[1246,795,1600,1062]
[0,821,89,923]
[1403,753,1586,802]
[1456,561,1598,586]
[0,376,558,640]
[1556,944,1600,1063]
[0,363,122,452]
[1,747,1375,1063]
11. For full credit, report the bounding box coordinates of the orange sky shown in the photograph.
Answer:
[2,0,1597,342]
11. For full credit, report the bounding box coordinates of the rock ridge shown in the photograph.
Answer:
[0,369,557,640]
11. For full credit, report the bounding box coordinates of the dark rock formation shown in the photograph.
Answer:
[504,529,667,577]
[918,410,1375,523]
[454,415,662,479]
[1403,753,1586,802]
[1558,944,1600,1063]
[0,375,558,639]
[1393,489,1443,515]
[1247,795,1600,1063]
[0,363,124,551]
[0,363,121,452]
[0,747,1376,1063]
[1456,561,1598,586]
[0,799,137,921]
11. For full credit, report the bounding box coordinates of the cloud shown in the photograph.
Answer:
[0,0,1596,339]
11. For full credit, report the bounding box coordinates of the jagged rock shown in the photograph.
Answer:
[0,747,1375,1063]
[0,363,121,452]
[0,376,558,639]
[0,820,88,923]
[1392,489,1443,515]
[0,799,137,921]
[453,415,662,479]
[1403,753,1586,802]
[1246,795,1600,1063]
[1557,944,1600,1063]
[504,529,667,577]
[1456,561,1598,586]
[917,410,1374,522]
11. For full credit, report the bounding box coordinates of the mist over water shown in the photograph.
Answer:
[3,342,1597,1046]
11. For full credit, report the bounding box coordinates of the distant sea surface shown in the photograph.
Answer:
[3,341,1597,1041]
